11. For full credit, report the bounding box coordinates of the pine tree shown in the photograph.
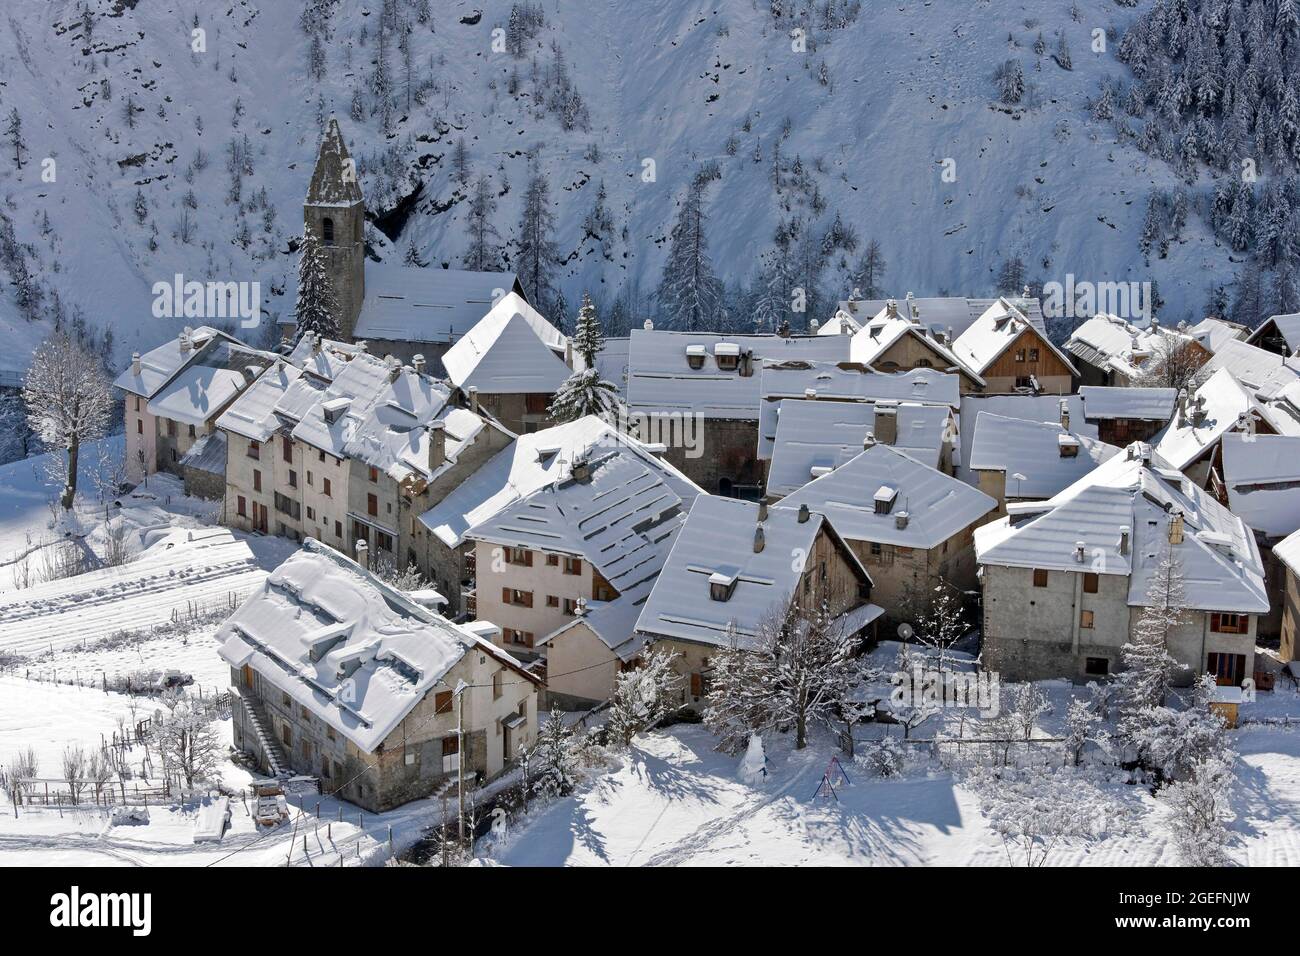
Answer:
[530,707,578,798]
[451,137,470,185]
[549,293,617,422]
[5,108,25,170]
[462,174,504,271]
[849,239,887,299]
[515,171,559,309]
[1116,543,1185,736]
[294,229,340,341]
[656,169,722,331]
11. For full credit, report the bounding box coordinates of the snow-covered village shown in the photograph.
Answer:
[0,0,1295,917]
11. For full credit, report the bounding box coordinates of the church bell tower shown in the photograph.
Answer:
[304,117,366,340]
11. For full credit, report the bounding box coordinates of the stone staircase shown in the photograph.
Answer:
[235,689,291,778]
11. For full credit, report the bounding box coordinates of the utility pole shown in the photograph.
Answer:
[455,679,468,846]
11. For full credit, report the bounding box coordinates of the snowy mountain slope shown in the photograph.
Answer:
[0,0,1235,376]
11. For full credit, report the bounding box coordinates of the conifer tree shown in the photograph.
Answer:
[294,228,340,341]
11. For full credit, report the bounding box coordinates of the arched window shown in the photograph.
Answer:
[322,217,335,245]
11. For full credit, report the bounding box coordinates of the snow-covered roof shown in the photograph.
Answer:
[593,337,630,397]
[306,117,363,206]
[1221,433,1300,538]
[1188,317,1248,354]
[1078,386,1177,422]
[216,361,303,443]
[440,290,571,394]
[1152,368,1259,471]
[956,393,1094,478]
[146,337,276,427]
[217,540,536,754]
[765,399,952,495]
[179,430,227,476]
[470,448,695,657]
[1274,527,1300,577]
[849,307,985,385]
[285,334,360,383]
[113,326,236,399]
[1064,314,1191,380]
[635,496,870,648]
[968,412,1121,499]
[288,352,397,455]
[974,445,1268,614]
[951,298,1078,376]
[1202,338,1300,400]
[818,310,862,335]
[624,330,849,419]
[419,416,699,548]
[837,295,1047,339]
[352,262,523,347]
[779,444,995,548]
[338,366,455,473]
[1246,312,1300,355]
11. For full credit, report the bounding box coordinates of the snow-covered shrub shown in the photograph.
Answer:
[857,735,907,778]
[606,648,684,748]
[1164,755,1235,866]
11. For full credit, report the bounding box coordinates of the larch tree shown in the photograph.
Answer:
[849,238,887,300]
[656,168,723,330]
[293,228,340,342]
[516,171,559,311]
[463,173,504,272]
[22,331,113,512]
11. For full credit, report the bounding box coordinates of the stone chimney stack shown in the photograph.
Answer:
[468,386,479,414]
[798,503,810,523]
[874,402,899,445]
[1119,525,1130,556]
[413,353,426,375]
[131,352,142,376]
[1168,511,1185,545]
[179,328,192,353]
[355,539,369,570]
[428,421,446,473]
[753,524,766,553]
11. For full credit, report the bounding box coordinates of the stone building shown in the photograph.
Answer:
[217,540,540,812]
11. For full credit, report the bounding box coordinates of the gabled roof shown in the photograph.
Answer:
[818,311,862,335]
[468,448,694,597]
[114,326,236,399]
[1078,386,1177,422]
[146,336,276,427]
[974,445,1268,614]
[1274,527,1300,576]
[352,263,524,347]
[849,308,985,385]
[1152,367,1259,470]
[217,361,304,443]
[968,412,1121,499]
[765,399,952,495]
[1245,312,1300,356]
[837,295,1048,339]
[779,444,995,548]
[1188,317,1248,354]
[1221,433,1300,538]
[1202,338,1300,399]
[441,291,570,394]
[287,352,402,456]
[956,393,1094,478]
[1064,314,1191,380]
[179,430,227,476]
[635,496,871,648]
[306,117,363,206]
[624,330,850,419]
[285,334,361,383]
[216,540,536,754]
[419,416,699,548]
[951,298,1078,376]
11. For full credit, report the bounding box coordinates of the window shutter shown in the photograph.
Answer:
[502,587,511,604]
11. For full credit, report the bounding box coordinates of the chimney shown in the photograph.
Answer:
[428,421,446,472]
[565,338,574,367]
[1176,388,1188,424]
[863,431,877,449]
[130,352,142,376]
[388,361,401,383]
[179,329,192,353]
[885,299,899,318]
[1073,541,1086,563]
[1168,511,1184,545]
[849,287,862,306]
[804,388,817,400]
[1059,399,1070,431]
[753,524,766,553]
[798,503,810,523]
[874,402,899,445]
[355,539,369,570]
[311,332,322,355]
[468,386,479,413]
[1119,525,1130,556]
[906,291,917,318]
[895,511,910,530]
[413,353,427,375]
[571,455,591,483]
[644,318,654,331]
[241,365,258,385]
[1237,411,1254,436]
[356,340,368,353]
[809,318,820,334]
[757,501,768,522]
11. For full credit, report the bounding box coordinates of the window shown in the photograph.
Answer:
[326,726,335,742]
[870,542,882,556]
[167,419,177,438]
[504,628,534,647]
[1015,349,1026,362]
[686,351,705,370]
[253,469,262,493]
[1080,609,1094,629]
[236,496,247,518]
[1085,657,1109,676]
[134,397,141,412]
[306,506,315,521]
[1083,572,1099,593]
[915,357,932,367]
[307,471,313,487]
[376,531,393,553]
[282,691,291,706]
[434,691,453,714]
[281,436,292,462]
[503,588,533,608]
[1207,652,1246,684]
[322,217,334,245]
[281,723,291,745]
[709,579,736,602]
[248,439,260,460]
[493,671,503,700]
[288,469,298,489]
[323,477,332,497]
[690,673,704,697]
[367,493,378,517]
[369,466,379,483]
[334,520,342,539]
[546,554,560,567]
[1016,376,1034,389]
[563,556,583,575]
[136,419,143,435]
[563,597,579,615]
[1028,347,1040,362]
[505,547,532,566]
[1210,613,1248,634]
[546,595,560,608]
[1032,568,1049,587]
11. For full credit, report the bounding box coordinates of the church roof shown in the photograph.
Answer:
[306,117,363,207]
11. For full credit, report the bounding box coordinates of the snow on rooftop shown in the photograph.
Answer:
[1188,317,1248,354]
[1201,339,1300,399]
[1152,367,1258,471]
[848,309,983,384]
[288,352,397,455]
[624,330,849,419]
[1078,386,1178,422]
[217,361,303,443]
[419,416,699,548]
[113,326,234,399]
[352,262,522,346]
[145,338,276,427]
[1221,433,1300,537]
[956,393,1094,478]
[635,496,865,648]
[975,446,1268,614]
[951,298,1078,376]
[780,444,995,549]
[765,399,952,495]
[968,412,1121,499]
[1274,527,1300,576]
[284,334,360,382]
[818,310,862,335]
[217,540,526,754]
[441,291,571,394]
[837,295,1047,339]
[1247,312,1300,354]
